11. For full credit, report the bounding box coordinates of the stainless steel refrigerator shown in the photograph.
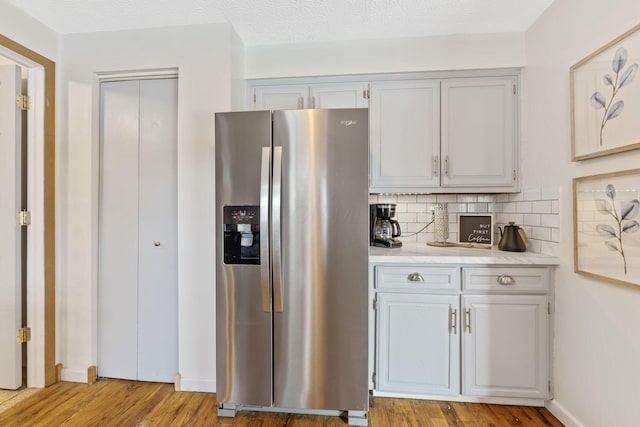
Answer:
[215,109,369,425]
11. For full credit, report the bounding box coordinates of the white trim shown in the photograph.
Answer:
[26,67,46,388]
[0,46,41,69]
[545,400,586,427]
[247,67,522,87]
[371,390,546,407]
[178,377,216,393]
[60,368,89,383]
[97,68,179,82]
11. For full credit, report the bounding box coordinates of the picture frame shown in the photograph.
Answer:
[573,169,640,288]
[571,23,640,161]
[458,214,493,247]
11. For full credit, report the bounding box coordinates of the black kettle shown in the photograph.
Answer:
[498,221,527,252]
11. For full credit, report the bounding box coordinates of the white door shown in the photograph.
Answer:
[309,83,368,108]
[376,293,460,395]
[369,80,441,192]
[462,294,549,399]
[98,78,178,382]
[441,77,517,189]
[0,64,22,390]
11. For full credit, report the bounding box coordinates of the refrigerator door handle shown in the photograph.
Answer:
[272,146,284,313]
[260,147,271,313]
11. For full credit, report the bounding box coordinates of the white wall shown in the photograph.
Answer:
[0,0,58,61]
[230,27,246,111]
[524,1,640,426]
[245,33,525,78]
[58,23,234,390]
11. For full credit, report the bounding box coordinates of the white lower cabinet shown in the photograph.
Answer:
[376,293,460,395]
[462,294,549,399]
[372,264,552,405]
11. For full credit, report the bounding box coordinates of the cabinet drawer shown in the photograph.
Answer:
[375,266,460,292]
[462,267,549,293]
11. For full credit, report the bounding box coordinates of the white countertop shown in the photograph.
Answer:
[369,242,560,265]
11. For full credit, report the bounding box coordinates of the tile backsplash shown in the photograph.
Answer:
[370,187,561,256]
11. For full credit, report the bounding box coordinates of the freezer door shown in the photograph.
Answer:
[273,109,369,411]
[215,111,273,407]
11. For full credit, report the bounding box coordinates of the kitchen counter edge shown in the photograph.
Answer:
[369,243,560,265]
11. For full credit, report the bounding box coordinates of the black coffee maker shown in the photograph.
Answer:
[370,203,402,248]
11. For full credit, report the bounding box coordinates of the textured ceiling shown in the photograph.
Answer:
[5,0,555,46]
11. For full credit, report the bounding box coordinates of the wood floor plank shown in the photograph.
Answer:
[448,402,479,426]
[467,402,509,427]
[0,380,565,426]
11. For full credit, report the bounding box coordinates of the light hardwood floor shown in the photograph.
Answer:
[0,379,564,426]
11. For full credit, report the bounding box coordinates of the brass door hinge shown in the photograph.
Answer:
[16,94,31,111]
[16,210,31,227]
[16,327,31,344]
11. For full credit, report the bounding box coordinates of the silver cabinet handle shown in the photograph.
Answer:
[407,272,424,282]
[298,96,303,109]
[450,307,457,334]
[497,274,515,285]
[444,156,449,177]
[153,242,161,247]
[433,156,439,176]
[464,308,471,333]
[260,147,271,313]
[312,95,316,108]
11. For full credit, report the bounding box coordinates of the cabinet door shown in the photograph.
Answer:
[251,85,308,110]
[441,77,518,189]
[309,83,368,108]
[376,293,459,395]
[369,80,440,191]
[462,294,548,399]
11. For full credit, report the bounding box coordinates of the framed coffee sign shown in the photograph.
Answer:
[458,214,493,247]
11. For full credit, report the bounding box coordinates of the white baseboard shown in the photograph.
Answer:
[546,400,585,427]
[179,376,216,393]
[60,368,89,383]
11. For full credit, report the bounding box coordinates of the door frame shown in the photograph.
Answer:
[0,35,56,387]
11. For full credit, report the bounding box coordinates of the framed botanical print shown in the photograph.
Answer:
[571,24,640,161]
[574,169,640,288]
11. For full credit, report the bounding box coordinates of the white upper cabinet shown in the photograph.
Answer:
[441,77,518,189]
[249,82,368,110]
[247,71,521,193]
[369,80,441,191]
[309,83,369,108]
[370,75,519,193]
[252,85,308,110]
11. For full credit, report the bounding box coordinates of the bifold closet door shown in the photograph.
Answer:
[99,78,178,382]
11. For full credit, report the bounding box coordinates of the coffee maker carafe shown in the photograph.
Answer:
[370,204,402,248]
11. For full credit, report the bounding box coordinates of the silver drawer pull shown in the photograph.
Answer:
[407,273,424,282]
[497,274,515,285]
